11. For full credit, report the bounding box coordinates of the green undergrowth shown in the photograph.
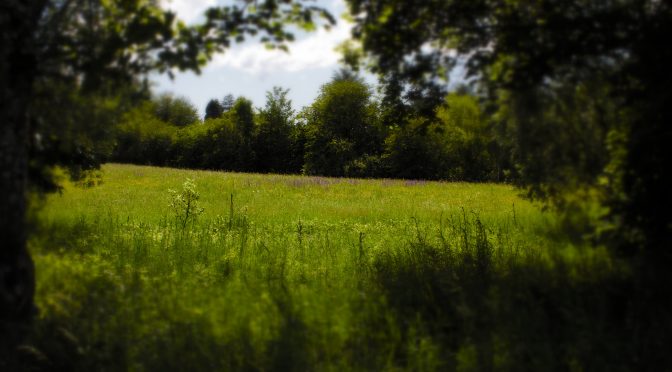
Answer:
[24,164,628,371]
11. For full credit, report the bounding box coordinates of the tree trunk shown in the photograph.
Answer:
[0,0,46,364]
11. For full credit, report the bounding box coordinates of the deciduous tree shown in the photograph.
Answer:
[303,76,382,176]
[204,99,225,120]
[154,94,199,127]
[255,87,295,173]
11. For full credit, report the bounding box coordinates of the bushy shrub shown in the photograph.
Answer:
[113,102,247,170]
[168,178,204,229]
[344,154,390,178]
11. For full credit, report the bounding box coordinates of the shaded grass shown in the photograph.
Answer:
[22,164,631,371]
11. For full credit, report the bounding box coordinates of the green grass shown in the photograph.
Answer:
[40,163,538,225]
[25,164,624,371]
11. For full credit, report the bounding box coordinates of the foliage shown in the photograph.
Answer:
[254,87,297,173]
[494,81,621,200]
[113,102,176,166]
[111,85,512,182]
[384,93,508,181]
[385,117,449,180]
[232,97,255,140]
[180,117,244,171]
[153,94,199,127]
[168,178,204,229]
[28,80,138,192]
[204,99,224,120]
[230,97,256,170]
[113,104,255,172]
[289,121,309,174]
[221,94,236,112]
[436,93,506,181]
[303,77,383,177]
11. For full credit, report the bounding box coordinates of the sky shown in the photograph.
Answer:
[153,0,370,116]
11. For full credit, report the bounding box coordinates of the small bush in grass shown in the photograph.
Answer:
[168,178,204,229]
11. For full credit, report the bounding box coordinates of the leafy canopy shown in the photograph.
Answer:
[20,0,334,186]
[345,0,672,246]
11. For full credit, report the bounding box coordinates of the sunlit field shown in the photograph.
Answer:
[27,164,620,371]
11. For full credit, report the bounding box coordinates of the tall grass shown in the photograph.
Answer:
[22,164,627,371]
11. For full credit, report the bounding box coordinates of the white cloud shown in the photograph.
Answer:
[161,0,216,24]
[209,20,352,75]
[160,0,352,74]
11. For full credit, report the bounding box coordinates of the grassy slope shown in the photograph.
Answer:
[27,164,617,371]
[40,163,539,225]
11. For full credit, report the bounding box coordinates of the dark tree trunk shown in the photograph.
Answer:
[620,21,672,369]
[0,0,47,364]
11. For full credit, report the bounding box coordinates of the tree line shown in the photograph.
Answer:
[111,73,513,182]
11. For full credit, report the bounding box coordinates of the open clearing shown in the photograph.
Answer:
[29,164,612,371]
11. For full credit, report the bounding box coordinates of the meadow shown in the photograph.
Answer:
[26,164,624,371]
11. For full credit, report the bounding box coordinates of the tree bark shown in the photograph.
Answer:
[0,0,47,364]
